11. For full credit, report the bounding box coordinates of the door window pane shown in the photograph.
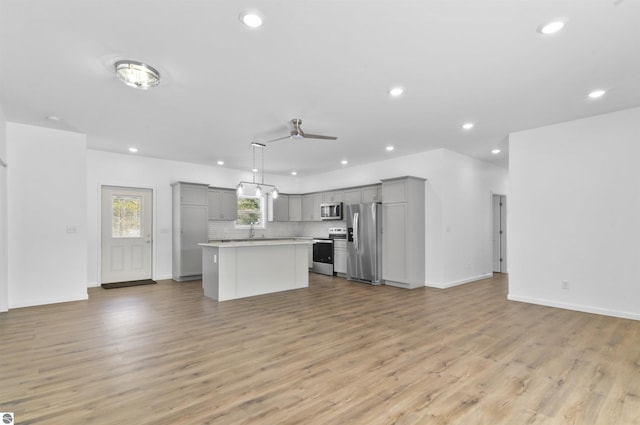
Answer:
[112,195,142,237]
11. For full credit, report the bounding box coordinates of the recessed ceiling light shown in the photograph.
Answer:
[588,89,606,99]
[217,160,224,165]
[538,20,565,35]
[291,171,297,176]
[128,147,138,153]
[341,160,348,165]
[462,122,475,130]
[46,115,60,121]
[386,145,395,151]
[491,149,501,154]
[240,10,263,28]
[252,168,259,173]
[115,60,160,89]
[389,87,404,96]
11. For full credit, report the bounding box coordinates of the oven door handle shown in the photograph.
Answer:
[313,239,333,244]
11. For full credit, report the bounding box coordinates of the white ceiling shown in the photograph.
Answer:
[1,0,638,176]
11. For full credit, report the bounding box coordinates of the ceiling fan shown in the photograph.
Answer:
[261,118,338,144]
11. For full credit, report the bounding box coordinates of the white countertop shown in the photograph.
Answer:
[200,238,313,248]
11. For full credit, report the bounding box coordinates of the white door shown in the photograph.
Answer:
[101,186,152,283]
[492,195,507,273]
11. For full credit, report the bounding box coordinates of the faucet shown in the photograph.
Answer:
[249,223,256,239]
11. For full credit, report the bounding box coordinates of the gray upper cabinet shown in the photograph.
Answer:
[288,195,302,221]
[323,191,343,203]
[342,189,362,206]
[208,188,237,221]
[302,193,322,221]
[271,194,289,222]
[179,182,208,205]
[361,185,382,203]
[381,176,425,289]
[342,185,382,206]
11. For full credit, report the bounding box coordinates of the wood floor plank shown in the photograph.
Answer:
[1,273,640,424]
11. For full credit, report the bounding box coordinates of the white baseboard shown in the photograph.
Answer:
[154,274,173,281]
[507,294,640,321]
[425,273,493,289]
[9,292,89,309]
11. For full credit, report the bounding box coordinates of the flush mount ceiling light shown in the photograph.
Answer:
[341,160,348,165]
[462,122,475,130]
[114,60,160,89]
[128,147,138,153]
[46,115,61,121]
[239,10,263,28]
[588,89,606,99]
[386,145,395,151]
[537,20,565,35]
[491,149,501,154]
[236,142,278,199]
[291,171,297,176]
[389,87,404,97]
[217,160,225,165]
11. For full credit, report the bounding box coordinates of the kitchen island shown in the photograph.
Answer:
[199,239,312,301]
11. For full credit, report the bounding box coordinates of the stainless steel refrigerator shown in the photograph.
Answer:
[346,202,382,285]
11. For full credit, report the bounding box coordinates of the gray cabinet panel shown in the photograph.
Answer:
[289,195,302,221]
[172,183,209,281]
[208,189,237,220]
[381,177,425,289]
[272,195,289,221]
[302,193,321,221]
[382,203,407,282]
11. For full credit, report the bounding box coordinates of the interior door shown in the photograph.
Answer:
[101,186,152,283]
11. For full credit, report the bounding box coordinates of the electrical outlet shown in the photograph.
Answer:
[562,280,569,290]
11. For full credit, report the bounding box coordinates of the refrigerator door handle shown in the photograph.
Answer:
[353,212,359,252]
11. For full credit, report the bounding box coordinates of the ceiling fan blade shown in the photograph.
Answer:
[261,135,292,144]
[301,133,338,140]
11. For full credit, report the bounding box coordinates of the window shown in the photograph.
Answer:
[236,195,265,228]
[112,195,142,237]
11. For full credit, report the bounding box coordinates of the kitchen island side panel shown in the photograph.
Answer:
[201,241,311,301]
[294,244,309,288]
[235,245,297,298]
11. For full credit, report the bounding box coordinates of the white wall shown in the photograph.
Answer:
[508,107,640,320]
[86,150,299,286]
[298,148,508,288]
[7,123,88,308]
[0,106,8,312]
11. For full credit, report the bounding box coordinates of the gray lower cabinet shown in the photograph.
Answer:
[381,176,425,289]
[172,183,209,281]
[208,188,237,221]
[333,239,347,275]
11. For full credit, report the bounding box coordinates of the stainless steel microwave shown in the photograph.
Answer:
[320,202,343,220]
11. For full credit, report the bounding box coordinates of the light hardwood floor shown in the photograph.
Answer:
[1,273,639,425]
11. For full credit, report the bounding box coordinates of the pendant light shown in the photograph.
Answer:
[236,142,279,198]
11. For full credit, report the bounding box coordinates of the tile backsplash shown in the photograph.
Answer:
[207,220,346,240]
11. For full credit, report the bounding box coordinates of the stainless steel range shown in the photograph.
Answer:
[311,227,347,276]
